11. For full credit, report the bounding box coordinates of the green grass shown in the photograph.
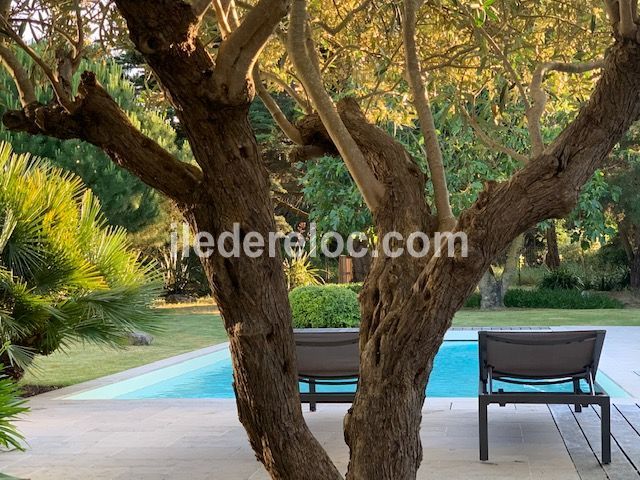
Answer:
[453,308,640,327]
[20,304,640,388]
[21,305,227,388]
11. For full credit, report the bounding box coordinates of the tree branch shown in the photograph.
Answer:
[287,0,384,211]
[461,108,528,164]
[2,72,202,204]
[0,16,73,110]
[262,70,312,113]
[0,45,35,106]
[215,0,290,99]
[402,0,455,231]
[527,59,604,156]
[192,0,212,19]
[619,0,638,39]
[315,0,372,36]
[254,67,303,144]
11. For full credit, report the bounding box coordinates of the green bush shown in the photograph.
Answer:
[540,268,584,290]
[344,283,363,294]
[289,285,360,328]
[464,292,481,308]
[516,266,547,287]
[505,289,623,309]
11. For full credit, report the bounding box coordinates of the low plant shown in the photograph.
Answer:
[289,284,360,328]
[283,252,325,291]
[505,288,623,309]
[540,268,584,290]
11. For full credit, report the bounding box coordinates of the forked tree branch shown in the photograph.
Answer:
[315,0,372,35]
[254,67,303,144]
[402,0,455,231]
[2,72,202,204]
[287,0,384,211]
[215,0,290,99]
[0,16,73,110]
[461,108,528,164]
[527,59,604,157]
[262,71,312,113]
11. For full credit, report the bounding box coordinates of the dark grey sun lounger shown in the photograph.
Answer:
[478,330,610,464]
[294,329,359,412]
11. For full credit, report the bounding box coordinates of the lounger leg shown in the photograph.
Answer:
[309,379,317,413]
[573,379,582,412]
[601,399,611,464]
[479,397,489,461]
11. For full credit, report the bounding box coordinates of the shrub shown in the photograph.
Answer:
[283,252,324,291]
[504,289,623,309]
[516,266,547,287]
[540,268,584,290]
[0,368,27,450]
[344,283,363,294]
[289,285,360,328]
[464,292,481,308]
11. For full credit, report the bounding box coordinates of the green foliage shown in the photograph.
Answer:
[0,52,192,232]
[344,283,363,294]
[516,266,548,287]
[540,268,584,290]
[0,345,27,451]
[300,156,372,237]
[0,144,161,375]
[283,252,324,291]
[464,292,482,308]
[289,285,360,328]
[504,289,623,309]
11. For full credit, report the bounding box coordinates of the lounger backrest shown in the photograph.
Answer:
[479,330,606,381]
[294,329,360,379]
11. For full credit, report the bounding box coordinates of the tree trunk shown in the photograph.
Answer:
[545,222,561,270]
[478,237,522,309]
[630,250,640,290]
[351,238,371,282]
[479,269,504,308]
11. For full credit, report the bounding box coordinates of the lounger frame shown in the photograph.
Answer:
[478,330,610,464]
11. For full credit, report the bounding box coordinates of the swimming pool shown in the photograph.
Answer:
[69,341,629,400]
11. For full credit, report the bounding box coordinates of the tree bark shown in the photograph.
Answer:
[545,222,561,270]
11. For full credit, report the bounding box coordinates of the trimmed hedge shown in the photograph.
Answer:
[464,292,481,308]
[289,285,361,328]
[504,288,623,309]
[344,282,363,294]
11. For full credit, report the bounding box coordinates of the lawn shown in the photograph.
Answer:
[21,304,227,388]
[20,304,640,389]
[453,308,640,327]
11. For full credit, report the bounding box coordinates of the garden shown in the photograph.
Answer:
[0,1,638,479]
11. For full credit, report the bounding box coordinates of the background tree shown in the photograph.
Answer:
[0,54,190,233]
[0,1,639,479]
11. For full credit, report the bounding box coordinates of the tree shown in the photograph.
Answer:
[0,144,160,378]
[0,53,190,232]
[1,1,640,479]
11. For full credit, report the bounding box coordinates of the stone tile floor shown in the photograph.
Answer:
[0,399,581,479]
[0,325,638,479]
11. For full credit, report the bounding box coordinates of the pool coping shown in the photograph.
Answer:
[40,326,640,402]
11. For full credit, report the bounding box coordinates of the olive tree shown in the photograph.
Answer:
[0,0,639,478]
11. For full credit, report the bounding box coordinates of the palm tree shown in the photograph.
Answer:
[0,143,161,378]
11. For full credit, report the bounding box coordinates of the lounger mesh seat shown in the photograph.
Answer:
[294,329,359,412]
[478,330,610,464]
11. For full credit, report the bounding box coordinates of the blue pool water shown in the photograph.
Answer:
[70,341,629,400]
